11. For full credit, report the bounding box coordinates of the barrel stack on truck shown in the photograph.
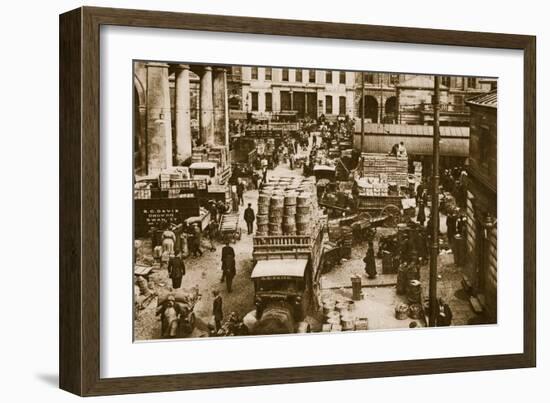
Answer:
[246,176,325,335]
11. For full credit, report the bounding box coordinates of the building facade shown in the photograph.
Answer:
[464,90,498,323]
[236,66,356,119]
[354,73,495,126]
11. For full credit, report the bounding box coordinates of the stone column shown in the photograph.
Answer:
[213,68,229,146]
[200,66,214,145]
[174,64,192,164]
[145,62,172,174]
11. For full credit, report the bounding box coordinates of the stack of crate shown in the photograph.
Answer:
[191,145,229,171]
[158,173,171,191]
[361,153,408,188]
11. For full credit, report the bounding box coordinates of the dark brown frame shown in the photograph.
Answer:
[59,6,536,396]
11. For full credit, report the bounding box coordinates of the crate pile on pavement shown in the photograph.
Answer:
[256,176,319,236]
[320,295,369,332]
[191,145,229,171]
[360,153,409,189]
[134,167,199,199]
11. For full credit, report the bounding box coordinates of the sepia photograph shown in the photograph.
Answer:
[132,61,498,340]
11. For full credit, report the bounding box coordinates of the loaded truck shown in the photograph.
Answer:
[246,223,325,335]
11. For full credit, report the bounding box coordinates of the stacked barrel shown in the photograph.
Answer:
[283,192,297,235]
[256,192,271,236]
[268,193,284,235]
[255,177,319,236]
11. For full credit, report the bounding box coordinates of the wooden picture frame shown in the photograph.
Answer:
[59,6,536,396]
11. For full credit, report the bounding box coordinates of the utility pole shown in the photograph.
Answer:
[361,72,365,152]
[379,73,383,124]
[429,76,441,327]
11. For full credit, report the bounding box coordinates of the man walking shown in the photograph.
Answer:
[190,223,203,257]
[363,241,377,279]
[212,290,223,333]
[221,241,236,292]
[167,250,185,289]
[244,203,255,235]
[236,180,245,206]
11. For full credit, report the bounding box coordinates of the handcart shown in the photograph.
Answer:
[218,213,242,243]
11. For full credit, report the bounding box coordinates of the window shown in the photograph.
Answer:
[282,68,289,81]
[441,76,451,87]
[265,93,272,112]
[280,91,291,110]
[467,77,477,88]
[264,67,272,81]
[390,74,400,85]
[339,96,346,115]
[325,95,333,114]
[365,73,375,84]
[325,71,332,84]
[295,69,303,82]
[251,67,258,80]
[309,70,315,83]
[339,71,346,84]
[251,92,258,111]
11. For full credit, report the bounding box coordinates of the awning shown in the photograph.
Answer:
[251,259,308,279]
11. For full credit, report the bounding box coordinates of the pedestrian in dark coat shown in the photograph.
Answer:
[446,212,457,244]
[208,201,218,223]
[167,251,185,289]
[244,203,255,235]
[190,223,203,257]
[236,181,245,206]
[363,242,377,279]
[212,290,223,332]
[220,242,235,282]
[222,256,236,293]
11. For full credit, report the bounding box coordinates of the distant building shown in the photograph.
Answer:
[464,90,498,323]
[354,72,401,124]
[354,73,495,126]
[236,67,356,120]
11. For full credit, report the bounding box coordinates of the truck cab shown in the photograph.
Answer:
[251,259,312,334]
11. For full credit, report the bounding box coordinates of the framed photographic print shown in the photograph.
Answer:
[59,6,536,396]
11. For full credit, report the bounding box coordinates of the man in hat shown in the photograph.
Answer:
[244,203,255,235]
[446,210,457,245]
[221,241,236,290]
[167,250,185,289]
[363,241,377,279]
[208,200,218,223]
[206,219,217,252]
[236,180,245,206]
[190,223,203,257]
[212,290,223,332]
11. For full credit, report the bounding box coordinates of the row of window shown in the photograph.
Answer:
[250,67,347,84]
[249,91,347,114]
[441,76,477,89]
[249,69,478,89]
